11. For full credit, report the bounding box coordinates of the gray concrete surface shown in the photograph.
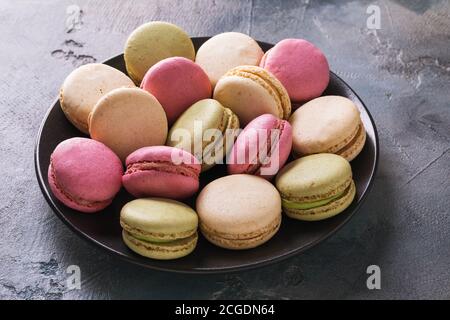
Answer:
[0,0,449,299]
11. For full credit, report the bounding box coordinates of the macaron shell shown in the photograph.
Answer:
[123,146,200,199]
[214,66,291,126]
[201,215,281,250]
[123,230,197,260]
[60,63,135,134]
[261,38,329,102]
[275,153,352,200]
[204,107,240,171]
[195,32,264,87]
[166,99,239,171]
[140,57,212,124]
[120,198,198,241]
[228,66,291,119]
[125,145,200,168]
[123,169,200,199]
[228,113,280,174]
[89,88,168,162]
[256,119,292,179]
[196,174,282,249]
[48,165,112,213]
[284,180,356,221]
[167,99,224,163]
[290,96,363,157]
[227,114,292,179]
[48,137,123,212]
[214,76,279,126]
[124,21,195,84]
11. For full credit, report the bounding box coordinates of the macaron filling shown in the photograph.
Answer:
[334,123,365,156]
[123,230,197,252]
[324,123,363,154]
[49,161,113,209]
[121,220,197,243]
[125,161,200,179]
[200,214,281,241]
[59,89,89,133]
[281,182,352,210]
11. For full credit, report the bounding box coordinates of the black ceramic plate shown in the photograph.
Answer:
[35,37,379,273]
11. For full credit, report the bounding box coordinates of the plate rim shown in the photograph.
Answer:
[34,38,379,274]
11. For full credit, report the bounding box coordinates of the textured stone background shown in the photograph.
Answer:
[0,0,449,299]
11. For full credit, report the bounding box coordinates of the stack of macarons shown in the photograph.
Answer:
[47,21,368,260]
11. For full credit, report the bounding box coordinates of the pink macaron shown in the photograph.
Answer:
[48,138,123,213]
[227,114,292,179]
[140,57,212,124]
[260,39,329,103]
[122,146,201,199]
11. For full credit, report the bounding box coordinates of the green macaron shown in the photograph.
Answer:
[124,21,195,84]
[120,198,198,260]
[275,153,356,221]
[166,98,240,171]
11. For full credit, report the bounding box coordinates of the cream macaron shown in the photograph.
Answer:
[195,32,264,88]
[289,95,366,161]
[196,174,282,250]
[213,66,291,125]
[60,63,135,134]
[89,87,168,161]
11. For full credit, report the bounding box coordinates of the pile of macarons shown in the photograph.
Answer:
[48,21,367,260]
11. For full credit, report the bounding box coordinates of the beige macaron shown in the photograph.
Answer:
[289,95,366,161]
[196,174,282,250]
[60,63,135,134]
[195,32,264,88]
[213,65,291,125]
[89,87,168,161]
